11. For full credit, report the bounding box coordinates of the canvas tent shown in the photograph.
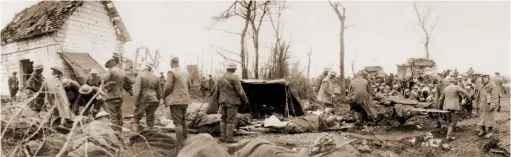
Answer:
[237,79,305,117]
[61,52,134,117]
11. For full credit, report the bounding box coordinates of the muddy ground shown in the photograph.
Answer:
[173,96,510,157]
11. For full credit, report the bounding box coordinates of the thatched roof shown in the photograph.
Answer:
[1,1,131,45]
[1,1,83,44]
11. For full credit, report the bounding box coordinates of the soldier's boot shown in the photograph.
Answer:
[146,121,154,131]
[484,127,493,139]
[446,126,456,140]
[183,122,188,140]
[175,125,184,150]
[225,124,238,143]
[497,105,501,112]
[219,122,226,142]
[477,126,486,137]
[131,123,140,133]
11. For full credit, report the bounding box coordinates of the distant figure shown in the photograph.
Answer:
[200,76,209,97]
[208,75,215,94]
[8,72,19,99]
[131,61,161,132]
[163,57,191,149]
[87,69,101,87]
[159,72,166,96]
[215,63,248,143]
[437,76,470,140]
[491,72,506,112]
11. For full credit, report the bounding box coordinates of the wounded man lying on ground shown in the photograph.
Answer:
[186,111,252,136]
[263,109,344,134]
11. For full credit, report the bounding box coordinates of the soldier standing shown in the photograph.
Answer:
[25,63,45,112]
[159,72,166,97]
[163,57,191,149]
[349,73,378,129]
[437,77,470,140]
[476,74,499,138]
[317,70,336,110]
[8,72,19,99]
[491,72,506,112]
[215,63,248,143]
[131,61,161,132]
[314,67,330,93]
[102,58,128,133]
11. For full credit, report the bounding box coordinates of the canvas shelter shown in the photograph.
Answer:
[237,79,305,117]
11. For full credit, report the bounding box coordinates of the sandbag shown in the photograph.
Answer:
[177,134,228,157]
[130,130,178,157]
[228,138,309,157]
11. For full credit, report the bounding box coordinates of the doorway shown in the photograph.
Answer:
[20,59,34,84]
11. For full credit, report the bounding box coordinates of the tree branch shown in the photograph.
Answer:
[210,44,241,57]
[216,51,241,64]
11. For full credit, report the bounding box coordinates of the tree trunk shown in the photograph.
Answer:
[424,41,430,59]
[254,35,259,79]
[240,9,251,79]
[339,18,346,97]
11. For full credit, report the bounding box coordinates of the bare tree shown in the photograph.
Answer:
[413,3,439,59]
[265,1,290,79]
[212,1,254,79]
[248,1,271,79]
[328,0,347,97]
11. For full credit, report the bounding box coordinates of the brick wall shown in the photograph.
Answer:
[0,1,122,95]
[0,35,57,95]
[56,1,120,73]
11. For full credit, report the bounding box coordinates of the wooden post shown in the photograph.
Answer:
[133,47,140,74]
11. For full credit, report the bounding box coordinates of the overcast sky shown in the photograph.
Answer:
[2,0,510,77]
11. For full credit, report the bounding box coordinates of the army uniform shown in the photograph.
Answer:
[475,75,499,138]
[317,71,336,108]
[163,61,191,148]
[349,74,377,128]
[132,67,161,132]
[25,65,45,112]
[437,78,470,140]
[74,85,104,117]
[215,64,248,143]
[8,72,19,99]
[103,60,128,133]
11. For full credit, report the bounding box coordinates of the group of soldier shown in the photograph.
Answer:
[313,67,507,140]
[7,56,249,150]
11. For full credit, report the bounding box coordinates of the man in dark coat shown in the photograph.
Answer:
[102,57,132,133]
[25,63,45,112]
[8,72,19,99]
[73,84,104,117]
[214,63,249,143]
[438,76,470,140]
[349,73,377,128]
